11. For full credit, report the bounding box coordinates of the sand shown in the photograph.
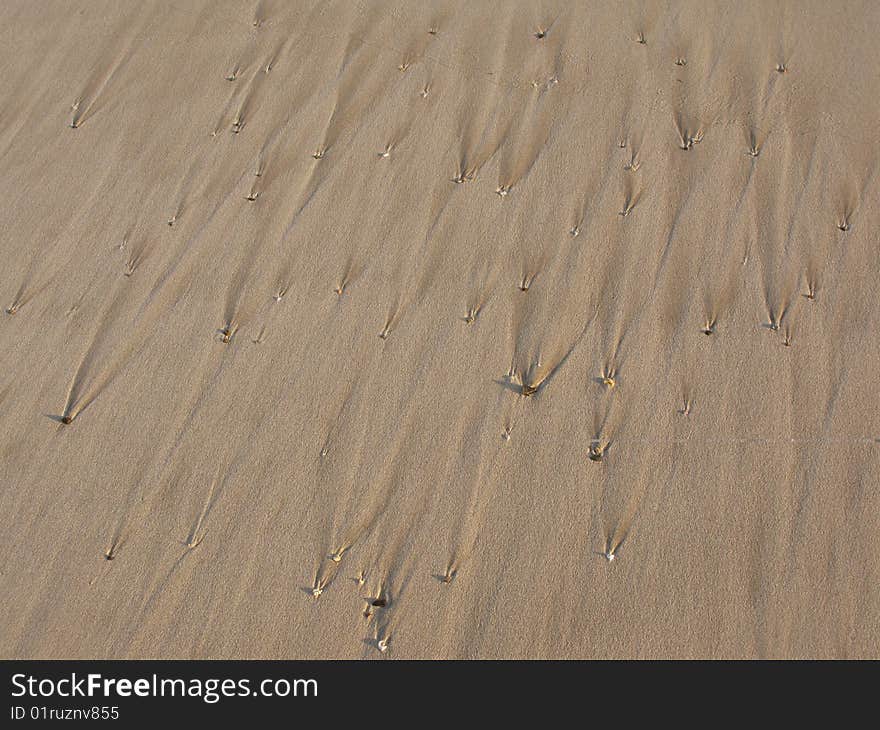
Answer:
[1,0,878,659]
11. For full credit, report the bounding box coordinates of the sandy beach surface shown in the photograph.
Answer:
[1,1,878,659]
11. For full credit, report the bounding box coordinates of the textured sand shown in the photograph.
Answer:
[1,0,879,659]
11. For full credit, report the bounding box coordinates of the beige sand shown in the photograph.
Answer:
[1,0,878,659]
